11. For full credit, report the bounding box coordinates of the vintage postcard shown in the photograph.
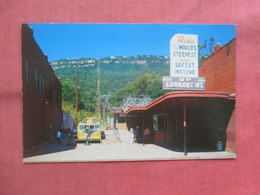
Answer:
[22,24,236,162]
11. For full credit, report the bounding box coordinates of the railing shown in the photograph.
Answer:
[120,95,152,108]
[113,127,122,143]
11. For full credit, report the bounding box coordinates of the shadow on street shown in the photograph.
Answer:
[23,142,77,158]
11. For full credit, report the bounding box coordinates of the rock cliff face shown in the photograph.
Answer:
[50,55,170,70]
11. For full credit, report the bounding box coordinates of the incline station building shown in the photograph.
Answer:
[109,38,236,154]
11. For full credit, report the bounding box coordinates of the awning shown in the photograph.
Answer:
[125,91,235,116]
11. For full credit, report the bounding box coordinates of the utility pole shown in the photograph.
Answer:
[89,96,91,113]
[183,102,187,156]
[99,95,110,131]
[97,59,100,100]
[97,59,100,114]
[75,70,78,126]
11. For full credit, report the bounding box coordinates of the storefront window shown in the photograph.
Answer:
[153,116,158,131]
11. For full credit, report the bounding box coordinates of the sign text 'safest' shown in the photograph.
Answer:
[170,34,198,77]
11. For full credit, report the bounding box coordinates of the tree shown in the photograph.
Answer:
[109,72,169,106]
[198,35,217,66]
[209,35,215,55]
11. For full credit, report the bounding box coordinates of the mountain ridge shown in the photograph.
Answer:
[50,55,170,70]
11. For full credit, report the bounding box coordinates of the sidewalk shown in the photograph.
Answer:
[23,129,236,163]
[23,143,236,163]
[101,130,121,144]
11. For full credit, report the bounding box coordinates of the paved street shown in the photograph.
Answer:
[23,129,236,163]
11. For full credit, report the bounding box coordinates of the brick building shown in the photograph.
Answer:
[200,39,235,94]
[125,39,236,154]
[22,24,62,150]
[199,39,236,153]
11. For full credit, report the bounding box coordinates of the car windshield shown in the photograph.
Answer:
[89,125,100,131]
[79,125,85,131]
[94,125,100,130]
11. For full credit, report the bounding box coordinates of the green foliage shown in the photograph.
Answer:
[60,76,98,121]
[109,72,169,106]
[198,35,216,66]
[53,47,220,115]
[146,75,169,98]
[209,36,215,54]
[61,79,76,105]
[78,110,90,122]
[52,55,170,109]
[62,101,75,118]
[50,34,220,118]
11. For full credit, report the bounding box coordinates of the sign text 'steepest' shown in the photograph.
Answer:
[162,76,205,90]
[170,34,198,77]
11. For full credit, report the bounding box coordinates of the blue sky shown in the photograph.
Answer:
[28,24,236,62]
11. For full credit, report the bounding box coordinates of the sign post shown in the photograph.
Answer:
[170,34,198,78]
[162,34,206,156]
[163,34,205,91]
[183,102,187,156]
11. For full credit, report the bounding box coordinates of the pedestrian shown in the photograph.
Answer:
[136,125,141,143]
[72,126,77,141]
[73,127,76,134]
[60,125,64,133]
[143,127,151,144]
[60,125,65,141]
[67,128,72,145]
[130,126,135,143]
[56,130,61,144]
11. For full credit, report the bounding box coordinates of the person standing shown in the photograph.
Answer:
[136,125,141,143]
[60,125,64,133]
[60,125,65,141]
[130,127,135,143]
[143,127,151,144]
[73,127,76,135]
[56,130,61,144]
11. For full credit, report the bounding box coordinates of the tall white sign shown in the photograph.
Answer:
[170,34,198,77]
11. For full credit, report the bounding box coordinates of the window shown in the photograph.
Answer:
[153,115,158,131]
[25,59,29,85]
[35,70,43,95]
[92,119,99,124]
[79,125,85,131]
[42,77,45,96]
[93,125,100,131]
[39,73,41,94]
[81,119,88,124]
[53,88,56,103]
[35,70,38,92]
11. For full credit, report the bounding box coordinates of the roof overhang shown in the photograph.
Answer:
[107,107,125,115]
[125,91,235,116]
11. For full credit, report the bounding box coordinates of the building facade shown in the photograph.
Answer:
[22,24,62,150]
[199,39,236,153]
[125,39,236,154]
